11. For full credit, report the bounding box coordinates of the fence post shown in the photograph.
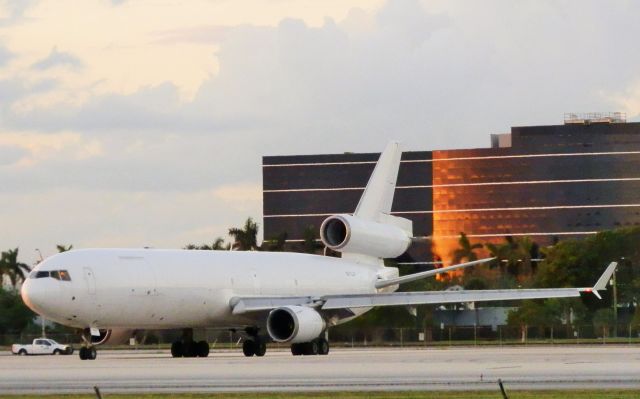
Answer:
[474,324,477,346]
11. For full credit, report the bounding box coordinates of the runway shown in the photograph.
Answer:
[1,346,640,394]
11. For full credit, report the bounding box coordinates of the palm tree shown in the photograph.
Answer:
[184,237,230,250]
[56,244,73,253]
[302,225,323,254]
[451,232,482,263]
[262,232,287,252]
[0,248,31,287]
[228,218,259,251]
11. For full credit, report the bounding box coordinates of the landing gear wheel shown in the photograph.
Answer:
[306,340,319,356]
[80,346,96,360]
[171,341,183,358]
[290,343,303,356]
[255,340,266,357]
[317,338,329,355]
[182,341,198,358]
[196,340,210,357]
[242,340,256,357]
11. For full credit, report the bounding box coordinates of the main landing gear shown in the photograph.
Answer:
[171,328,210,358]
[242,327,266,357]
[290,337,329,356]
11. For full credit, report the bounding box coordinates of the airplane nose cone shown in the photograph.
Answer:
[21,278,39,312]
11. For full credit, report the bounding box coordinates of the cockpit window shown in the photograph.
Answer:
[29,269,71,281]
[32,271,50,279]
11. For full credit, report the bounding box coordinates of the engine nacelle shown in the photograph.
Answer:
[266,306,325,343]
[320,214,411,258]
[85,328,134,346]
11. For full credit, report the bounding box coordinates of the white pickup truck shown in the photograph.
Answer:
[11,338,74,355]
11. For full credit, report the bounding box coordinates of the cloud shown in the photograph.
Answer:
[0,44,13,67]
[3,0,640,262]
[0,144,27,165]
[31,46,83,70]
[0,0,37,26]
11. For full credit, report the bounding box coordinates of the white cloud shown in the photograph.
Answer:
[31,46,83,70]
[1,0,640,263]
[212,183,263,212]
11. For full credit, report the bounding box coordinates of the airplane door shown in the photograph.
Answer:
[83,267,96,295]
[252,271,261,295]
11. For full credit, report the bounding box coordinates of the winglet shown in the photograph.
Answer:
[581,262,617,299]
[593,262,617,291]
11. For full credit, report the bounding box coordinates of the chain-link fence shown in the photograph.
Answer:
[3,324,640,350]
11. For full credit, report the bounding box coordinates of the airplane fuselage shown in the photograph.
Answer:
[22,249,398,330]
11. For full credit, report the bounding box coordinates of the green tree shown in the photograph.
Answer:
[631,306,640,334]
[0,288,36,335]
[262,232,287,252]
[56,244,73,253]
[184,237,229,250]
[593,308,614,338]
[0,248,31,287]
[452,232,482,263]
[302,225,323,254]
[507,299,562,342]
[228,217,259,251]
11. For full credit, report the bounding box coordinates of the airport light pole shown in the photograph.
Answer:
[35,249,46,338]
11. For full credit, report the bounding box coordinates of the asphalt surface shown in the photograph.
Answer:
[1,346,640,394]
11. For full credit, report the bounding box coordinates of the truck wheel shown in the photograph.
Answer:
[66,347,74,355]
[18,349,27,356]
[53,349,61,355]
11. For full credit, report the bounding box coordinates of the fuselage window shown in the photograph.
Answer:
[59,270,71,281]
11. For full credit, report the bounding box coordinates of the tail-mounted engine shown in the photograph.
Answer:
[320,214,411,258]
[266,306,325,343]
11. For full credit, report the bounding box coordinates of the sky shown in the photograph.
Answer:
[1,0,639,266]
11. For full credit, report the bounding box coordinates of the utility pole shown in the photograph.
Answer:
[612,265,618,338]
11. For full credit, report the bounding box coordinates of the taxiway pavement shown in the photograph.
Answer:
[1,345,639,394]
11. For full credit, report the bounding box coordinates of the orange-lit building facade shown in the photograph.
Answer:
[263,119,640,266]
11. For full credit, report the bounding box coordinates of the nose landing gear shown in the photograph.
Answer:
[79,346,97,360]
[79,329,98,360]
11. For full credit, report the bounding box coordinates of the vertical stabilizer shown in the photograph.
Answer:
[354,141,402,221]
[318,141,412,266]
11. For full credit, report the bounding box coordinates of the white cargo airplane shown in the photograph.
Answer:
[21,142,616,360]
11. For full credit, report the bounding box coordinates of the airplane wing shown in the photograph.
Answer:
[230,262,617,315]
